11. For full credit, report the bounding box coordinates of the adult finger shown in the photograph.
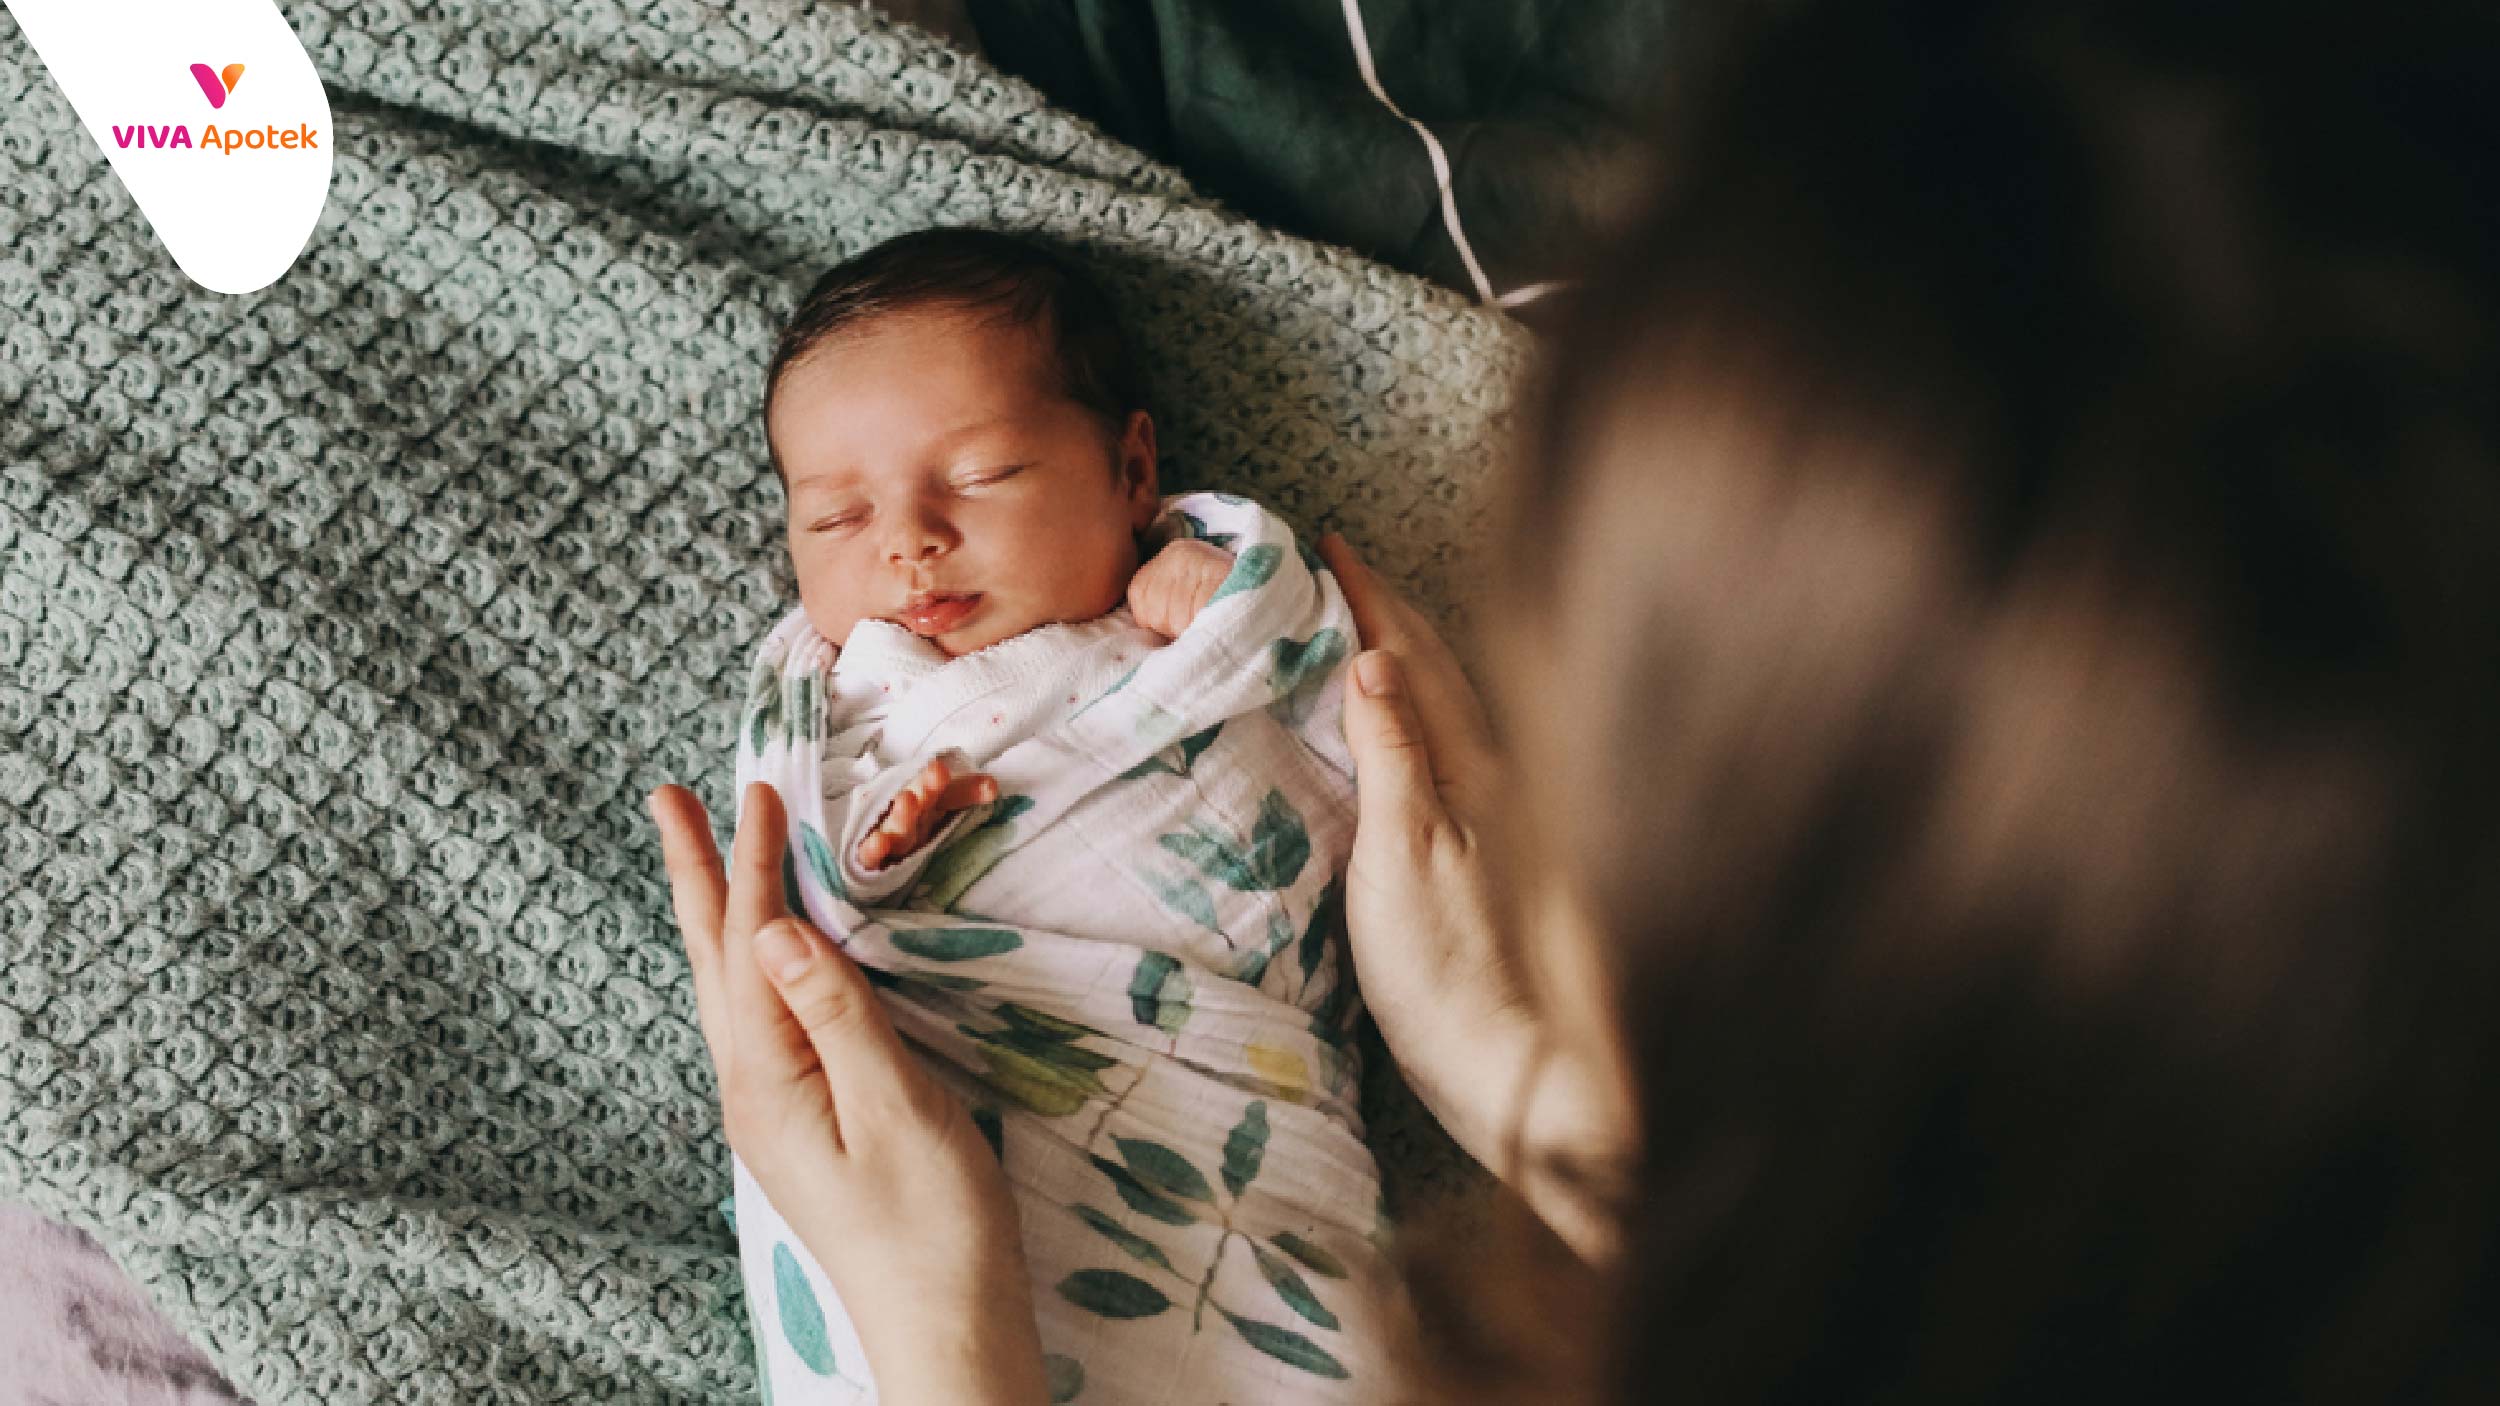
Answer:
[648,783,731,1060]
[1319,533,1502,795]
[724,782,804,1059]
[1341,647,1455,860]
[754,916,927,1132]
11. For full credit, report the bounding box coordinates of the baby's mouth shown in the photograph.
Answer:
[899,592,982,636]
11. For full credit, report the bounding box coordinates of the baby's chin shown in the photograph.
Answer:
[926,611,1029,659]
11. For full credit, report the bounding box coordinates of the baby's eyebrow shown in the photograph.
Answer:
[787,466,862,495]
[787,418,1028,494]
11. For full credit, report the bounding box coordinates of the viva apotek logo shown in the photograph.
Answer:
[110,59,319,153]
[190,61,245,107]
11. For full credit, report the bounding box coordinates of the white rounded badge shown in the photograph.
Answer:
[4,0,333,295]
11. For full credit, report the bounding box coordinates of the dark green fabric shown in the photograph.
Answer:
[963,0,1675,305]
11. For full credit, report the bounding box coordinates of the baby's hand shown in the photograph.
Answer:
[1127,538,1236,641]
[856,756,998,871]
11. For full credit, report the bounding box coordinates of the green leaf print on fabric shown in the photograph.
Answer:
[1090,1153,1199,1226]
[915,794,1034,911]
[1270,626,1346,697]
[1233,944,1273,989]
[972,1106,1005,1162]
[1072,1204,1178,1274]
[1158,824,1258,892]
[1155,789,1314,896]
[771,1240,839,1376]
[1044,1354,1086,1404]
[1270,626,1350,728]
[993,1002,1105,1043]
[1221,1101,1270,1198]
[1118,722,1224,782]
[967,1023,1118,1073]
[1208,543,1283,606]
[963,1001,1114,1067]
[745,652,783,757]
[1251,1242,1341,1330]
[1269,1231,1349,1280]
[1239,908,1294,988]
[890,926,1022,961]
[1218,1308,1351,1379]
[1174,509,1241,553]
[1176,723,1224,770]
[1298,881,1339,985]
[1059,1268,1173,1319]
[974,1043,1102,1117]
[1127,950,1194,1034]
[1246,789,1313,891]
[793,820,851,905]
[786,674,819,748]
[1129,702,1198,762]
[1141,867,1225,941]
[1114,1137,1215,1204]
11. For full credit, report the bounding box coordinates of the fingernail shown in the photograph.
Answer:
[1356,651,1395,697]
[757,920,814,981]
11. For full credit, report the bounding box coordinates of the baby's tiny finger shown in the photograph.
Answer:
[936,774,996,812]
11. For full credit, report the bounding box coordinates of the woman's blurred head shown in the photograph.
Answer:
[1435,1,2500,1399]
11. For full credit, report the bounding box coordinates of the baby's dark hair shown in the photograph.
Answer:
[761,226,1144,479]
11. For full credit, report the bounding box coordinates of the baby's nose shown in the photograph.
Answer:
[882,508,955,561]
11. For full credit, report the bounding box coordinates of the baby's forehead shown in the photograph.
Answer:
[842,301,1057,372]
[768,302,1105,484]
[791,307,1071,407]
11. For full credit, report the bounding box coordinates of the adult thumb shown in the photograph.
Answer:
[1344,649,1444,853]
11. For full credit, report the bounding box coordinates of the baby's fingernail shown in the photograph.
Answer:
[758,920,814,981]
[1356,651,1395,697]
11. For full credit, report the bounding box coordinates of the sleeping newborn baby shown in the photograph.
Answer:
[719,227,1398,1405]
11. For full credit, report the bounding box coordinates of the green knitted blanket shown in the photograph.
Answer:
[0,2,1529,1402]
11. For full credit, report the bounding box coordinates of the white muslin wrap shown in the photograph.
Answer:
[723,490,1404,1404]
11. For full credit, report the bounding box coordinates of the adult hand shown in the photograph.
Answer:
[1318,532,1634,1264]
[649,780,1049,1406]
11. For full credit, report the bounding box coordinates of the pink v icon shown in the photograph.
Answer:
[189,61,244,108]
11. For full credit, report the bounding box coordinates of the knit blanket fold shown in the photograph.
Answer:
[0,2,1530,1403]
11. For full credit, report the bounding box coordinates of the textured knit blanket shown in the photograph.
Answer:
[0,3,1533,1404]
[731,491,1395,1403]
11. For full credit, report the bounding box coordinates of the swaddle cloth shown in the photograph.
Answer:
[723,490,1400,1404]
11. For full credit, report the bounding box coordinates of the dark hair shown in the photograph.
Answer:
[1429,0,2500,1401]
[760,226,1145,477]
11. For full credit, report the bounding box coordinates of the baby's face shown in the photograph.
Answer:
[768,304,1159,659]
